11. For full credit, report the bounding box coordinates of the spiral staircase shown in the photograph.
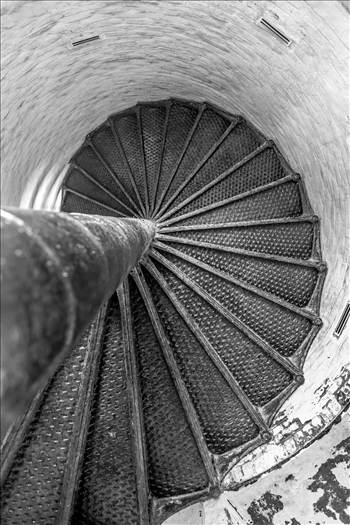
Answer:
[1,99,326,524]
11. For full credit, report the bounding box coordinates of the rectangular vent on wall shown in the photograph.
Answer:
[257,17,292,47]
[71,35,101,47]
[334,302,350,338]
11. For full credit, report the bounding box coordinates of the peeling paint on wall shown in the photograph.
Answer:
[223,365,350,489]
[247,491,283,524]
[308,437,350,524]
[285,518,301,525]
[167,412,350,525]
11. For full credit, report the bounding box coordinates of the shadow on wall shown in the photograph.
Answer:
[19,164,66,210]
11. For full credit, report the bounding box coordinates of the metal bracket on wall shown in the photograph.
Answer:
[256,16,293,47]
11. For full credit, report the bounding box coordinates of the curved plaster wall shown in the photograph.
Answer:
[1,0,349,493]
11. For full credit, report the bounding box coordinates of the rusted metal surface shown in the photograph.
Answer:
[0,208,155,438]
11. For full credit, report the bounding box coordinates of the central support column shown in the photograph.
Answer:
[1,208,156,437]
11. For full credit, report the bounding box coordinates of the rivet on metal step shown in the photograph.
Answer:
[211,486,221,498]
[316,262,327,272]
[296,374,305,384]
[261,430,273,442]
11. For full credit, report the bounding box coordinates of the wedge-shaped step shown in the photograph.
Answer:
[158,240,321,307]
[165,119,265,214]
[111,109,149,212]
[72,296,141,525]
[67,140,139,215]
[63,165,135,217]
[143,259,295,415]
[154,100,200,215]
[139,103,168,212]
[159,219,316,259]
[1,327,92,524]
[164,144,291,220]
[62,187,125,217]
[162,179,303,227]
[151,249,318,357]
[129,277,210,498]
[156,105,233,216]
[140,266,260,455]
[89,123,143,214]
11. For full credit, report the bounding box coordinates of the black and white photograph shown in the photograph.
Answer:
[1,1,349,524]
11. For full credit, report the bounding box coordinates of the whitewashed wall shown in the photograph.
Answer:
[1,1,349,521]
